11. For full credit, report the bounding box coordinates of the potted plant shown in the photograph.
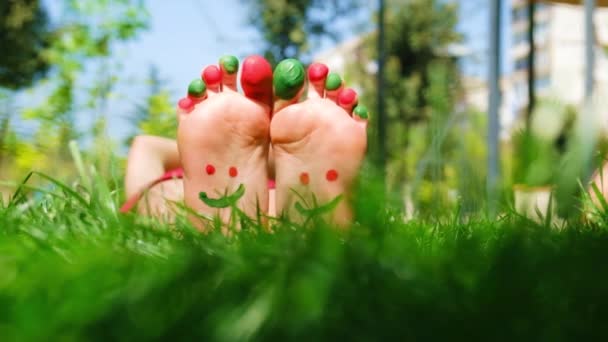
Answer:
[512,100,575,221]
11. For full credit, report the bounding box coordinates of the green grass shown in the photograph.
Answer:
[2,168,608,341]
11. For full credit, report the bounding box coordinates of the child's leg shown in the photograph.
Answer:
[124,135,183,219]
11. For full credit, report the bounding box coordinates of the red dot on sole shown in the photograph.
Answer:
[205,164,215,175]
[300,172,310,185]
[326,169,338,181]
[229,167,238,177]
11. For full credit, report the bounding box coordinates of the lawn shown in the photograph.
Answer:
[1,170,608,341]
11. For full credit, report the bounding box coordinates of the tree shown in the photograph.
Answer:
[527,0,536,127]
[0,0,51,89]
[13,0,149,180]
[245,0,361,65]
[347,0,461,211]
[127,65,176,146]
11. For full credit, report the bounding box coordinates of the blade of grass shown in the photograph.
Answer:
[32,171,90,208]
[69,140,91,190]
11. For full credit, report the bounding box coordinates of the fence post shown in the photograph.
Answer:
[377,0,387,176]
[584,0,595,100]
[487,0,502,215]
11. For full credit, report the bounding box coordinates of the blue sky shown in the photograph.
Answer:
[36,0,510,144]
[115,0,507,92]
[111,0,374,95]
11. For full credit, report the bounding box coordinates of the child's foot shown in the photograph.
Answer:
[270,60,368,225]
[177,55,273,230]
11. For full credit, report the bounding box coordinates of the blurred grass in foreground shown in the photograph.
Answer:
[1,165,608,341]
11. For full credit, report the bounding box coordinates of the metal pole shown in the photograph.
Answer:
[487,0,502,214]
[584,0,595,100]
[377,0,387,173]
[526,0,536,128]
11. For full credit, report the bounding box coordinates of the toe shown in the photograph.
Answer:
[219,55,239,92]
[177,97,195,120]
[324,72,343,102]
[178,97,195,111]
[273,58,305,113]
[188,78,207,101]
[177,79,206,120]
[337,88,358,114]
[352,104,369,128]
[202,65,222,95]
[307,62,328,99]
[241,55,273,108]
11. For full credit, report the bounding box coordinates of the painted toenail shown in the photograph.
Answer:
[325,73,342,91]
[273,58,305,100]
[338,88,357,106]
[354,104,369,119]
[220,55,239,74]
[300,172,310,185]
[308,63,329,82]
[188,79,206,98]
[241,55,273,104]
[229,166,238,177]
[202,65,222,84]
[326,169,338,181]
[178,97,194,110]
[205,164,216,175]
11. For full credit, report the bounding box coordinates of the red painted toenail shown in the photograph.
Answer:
[229,166,238,177]
[300,172,310,185]
[338,88,357,106]
[241,55,273,105]
[178,97,194,110]
[326,169,338,181]
[308,63,329,82]
[205,164,215,175]
[202,65,222,84]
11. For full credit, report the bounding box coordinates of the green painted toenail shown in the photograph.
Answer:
[354,104,368,119]
[325,73,342,90]
[220,55,239,74]
[273,58,305,100]
[188,79,206,97]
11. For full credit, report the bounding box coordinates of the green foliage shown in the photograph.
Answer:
[245,0,360,65]
[554,101,602,218]
[346,0,463,214]
[10,0,149,180]
[512,130,560,187]
[127,66,176,145]
[1,170,608,340]
[137,91,176,137]
[0,0,51,89]
[511,100,577,194]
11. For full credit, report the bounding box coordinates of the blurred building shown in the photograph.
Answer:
[315,1,608,138]
[511,0,608,109]
[465,0,608,137]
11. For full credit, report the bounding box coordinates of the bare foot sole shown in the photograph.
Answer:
[177,55,274,231]
[271,60,369,226]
